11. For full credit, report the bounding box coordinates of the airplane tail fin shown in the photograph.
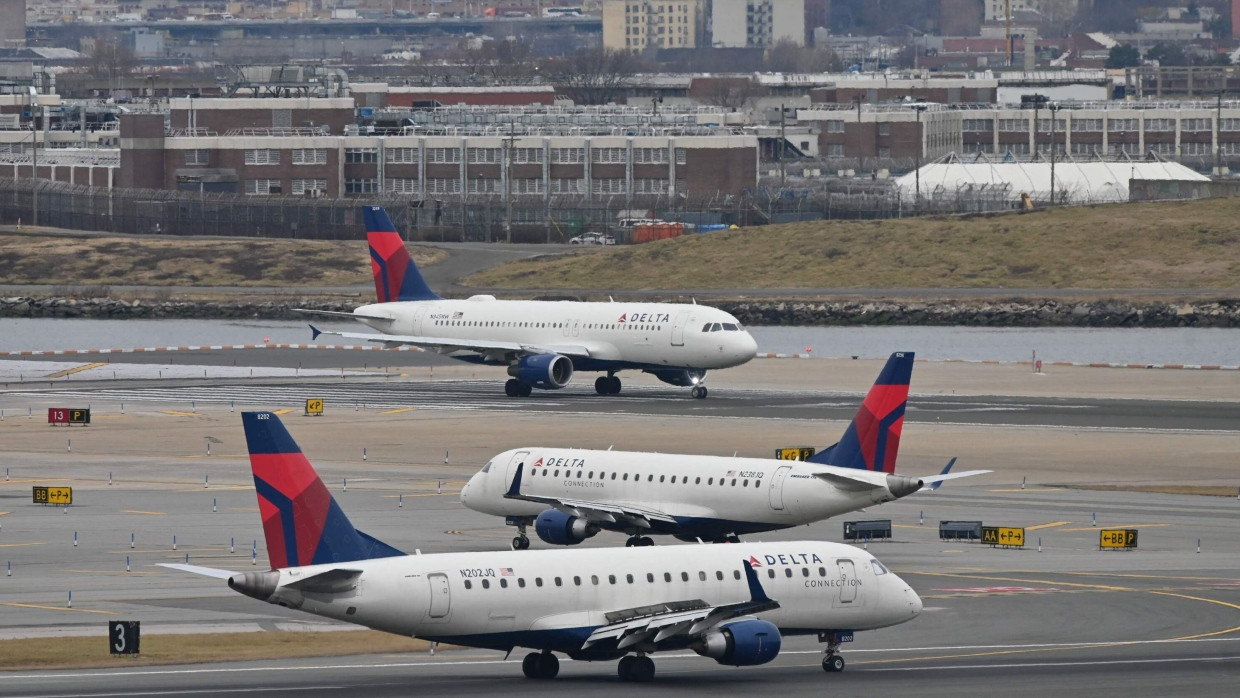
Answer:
[806,352,913,474]
[242,411,404,569]
[364,206,440,303]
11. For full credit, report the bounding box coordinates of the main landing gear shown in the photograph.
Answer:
[624,535,655,547]
[819,632,847,673]
[511,522,531,550]
[521,651,559,679]
[690,385,709,399]
[617,654,655,682]
[504,379,533,397]
[595,375,622,395]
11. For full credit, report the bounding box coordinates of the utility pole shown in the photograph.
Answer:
[914,104,927,212]
[854,95,864,175]
[504,120,514,243]
[28,87,38,227]
[1216,90,1224,177]
[779,102,786,187]
[1049,102,1061,204]
[1005,0,1013,67]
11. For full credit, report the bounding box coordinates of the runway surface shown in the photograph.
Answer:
[1,358,1238,696]
[4,376,1239,432]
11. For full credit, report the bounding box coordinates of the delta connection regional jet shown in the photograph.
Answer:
[461,352,989,549]
[163,411,923,681]
[300,207,757,398]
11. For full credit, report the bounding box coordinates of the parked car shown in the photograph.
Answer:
[569,232,616,245]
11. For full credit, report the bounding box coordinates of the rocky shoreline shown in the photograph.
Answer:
[3,296,1239,327]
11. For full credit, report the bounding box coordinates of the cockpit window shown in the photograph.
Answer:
[701,323,712,332]
[872,560,889,575]
[722,323,739,331]
[711,323,723,331]
[480,461,493,473]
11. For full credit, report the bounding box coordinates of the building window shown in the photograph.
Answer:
[427,148,461,164]
[962,119,993,132]
[964,142,994,154]
[593,147,627,164]
[291,148,328,165]
[512,148,544,164]
[551,178,585,194]
[1036,119,1066,132]
[1070,119,1102,132]
[1220,119,1240,131]
[427,178,462,194]
[592,178,626,194]
[1108,118,1139,132]
[468,177,501,194]
[1070,143,1100,156]
[998,118,1027,132]
[633,147,669,164]
[675,148,688,164]
[877,123,890,136]
[468,147,502,164]
[514,178,545,194]
[826,143,845,157]
[345,178,379,194]
[386,147,417,164]
[1181,118,1212,132]
[878,146,891,159]
[1145,119,1175,133]
[551,147,585,164]
[345,148,378,164]
[291,178,326,195]
[184,149,209,165]
[826,120,845,133]
[385,178,419,194]
[244,149,280,166]
[244,179,281,195]
[633,178,669,194]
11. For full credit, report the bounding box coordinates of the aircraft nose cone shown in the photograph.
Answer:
[459,477,473,504]
[908,585,923,617]
[738,333,758,361]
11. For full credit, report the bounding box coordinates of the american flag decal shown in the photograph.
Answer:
[726,470,736,477]
[452,311,464,319]
[500,567,514,576]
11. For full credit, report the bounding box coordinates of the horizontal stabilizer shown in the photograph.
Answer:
[284,567,363,594]
[158,563,236,579]
[921,469,991,486]
[292,308,395,322]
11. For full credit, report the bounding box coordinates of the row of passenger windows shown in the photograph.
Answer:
[702,323,742,332]
[462,566,852,590]
[432,319,662,332]
[536,468,762,489]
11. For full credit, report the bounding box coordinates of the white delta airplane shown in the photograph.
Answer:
[163,412,923,681]
[301,206,757,398]
[461,352,989,549]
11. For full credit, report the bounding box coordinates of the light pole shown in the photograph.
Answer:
[914,103,927,212]
[1216,90,1224,176]
[853,95,864,175]
[28,86,38,227]
[1049,102,1061,204]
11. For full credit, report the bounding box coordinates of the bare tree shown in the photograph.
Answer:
[83,36,137,83]
[541,47,646,105]
[696,77,765,110]
[764,39,843,73]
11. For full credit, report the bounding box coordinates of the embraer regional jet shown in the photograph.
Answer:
[163,412,922,680]
[301,207,757,398]
[462,352,989,549]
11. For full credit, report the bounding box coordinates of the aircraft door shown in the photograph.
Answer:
[563,318,572,337]
[768,465,792,511]
[571,319,580,337]
[427,573,451,619]
[409,306,426,336]
[671,311,690,346]
[834,560,858,606]
[505,450,529,492]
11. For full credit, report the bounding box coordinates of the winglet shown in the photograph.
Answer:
[309,324,322,341]
[504,462,524,498]
[927,457,957,491]
[743,559,771,604]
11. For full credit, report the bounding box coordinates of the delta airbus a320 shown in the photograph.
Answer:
[461,352,989,549]
[300,207,757,398]
[162,412,924,681]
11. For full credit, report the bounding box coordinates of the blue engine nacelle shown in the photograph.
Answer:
[533,508,598,546]
[508,353,574,389]
[691,619,782,666]
[647,368,704,387]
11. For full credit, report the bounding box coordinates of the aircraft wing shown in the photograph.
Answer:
[504,463,677,527]
[308,325,593,358]
[582,560,779,650]
[293,308,395,323]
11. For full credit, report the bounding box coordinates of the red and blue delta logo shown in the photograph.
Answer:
[532,457,544,467]
[617,313,627,323]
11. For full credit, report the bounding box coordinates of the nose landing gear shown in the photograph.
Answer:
[510,521,531,550]
[818,631,850,672]
[690,385,708,399]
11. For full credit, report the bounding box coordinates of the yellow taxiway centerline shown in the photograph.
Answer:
[44,362,108,379]
[0,602,113,615]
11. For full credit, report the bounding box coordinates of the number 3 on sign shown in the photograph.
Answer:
[113,623,126,653]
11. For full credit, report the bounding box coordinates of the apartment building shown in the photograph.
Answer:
[602,0,706,51]
[710,0,806,48]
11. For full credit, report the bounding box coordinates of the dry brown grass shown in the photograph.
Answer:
[465,199,1240,290]
[0,630,446,671]
[0,232,445,288]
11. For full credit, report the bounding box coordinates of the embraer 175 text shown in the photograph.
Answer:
[162,412,923,681]
[300,207,757,398]
[462,352,989,549]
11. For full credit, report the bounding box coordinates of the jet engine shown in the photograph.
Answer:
[691,619,782,666]
[647,368,703,387]
[508,353,574,390]
[533,509,598,546]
